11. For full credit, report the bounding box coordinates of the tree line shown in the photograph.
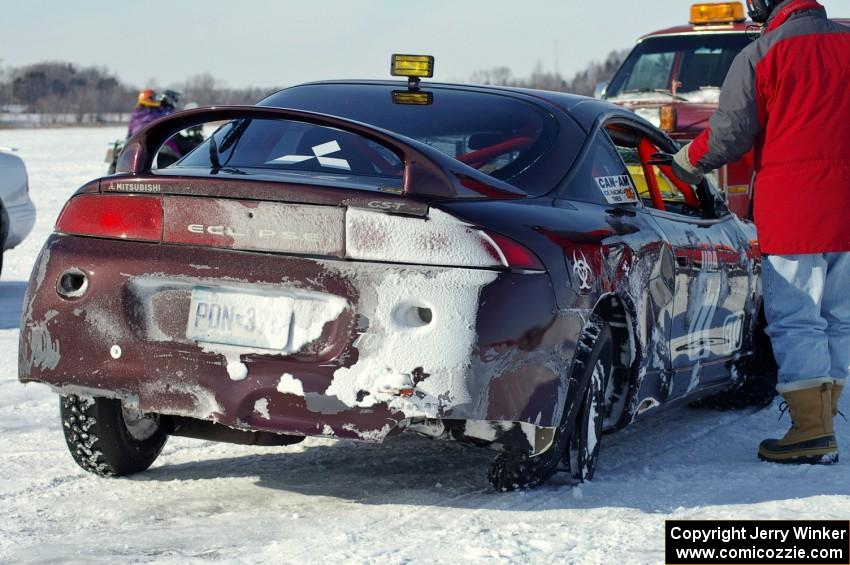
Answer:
[0,51,628,124]
[469,49,629,96]
[0,62,278,123]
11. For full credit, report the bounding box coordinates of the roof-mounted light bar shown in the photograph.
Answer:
[690,2,746,24]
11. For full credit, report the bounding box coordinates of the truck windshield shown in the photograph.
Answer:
[606,33,752,103]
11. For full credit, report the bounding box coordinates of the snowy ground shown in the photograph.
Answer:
[0,128,847,564]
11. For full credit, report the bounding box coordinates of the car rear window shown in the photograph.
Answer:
[171,119,405,183]
[257,84,561,195]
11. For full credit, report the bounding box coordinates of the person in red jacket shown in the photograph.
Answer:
[673,0,850,465]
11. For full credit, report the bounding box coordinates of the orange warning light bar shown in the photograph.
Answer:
[690,2,746,24]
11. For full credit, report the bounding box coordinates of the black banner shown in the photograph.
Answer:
[666,520,850,565]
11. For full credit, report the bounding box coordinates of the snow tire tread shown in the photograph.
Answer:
[60,395,166,477]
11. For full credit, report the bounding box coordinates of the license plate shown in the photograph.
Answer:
[187,287,294,350]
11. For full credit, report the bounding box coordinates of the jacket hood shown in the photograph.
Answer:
[766,0,826,33]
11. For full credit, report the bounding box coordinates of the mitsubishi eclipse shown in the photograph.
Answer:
[19,55,774,490]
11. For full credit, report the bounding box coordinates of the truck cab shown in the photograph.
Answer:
[600,1,848,218]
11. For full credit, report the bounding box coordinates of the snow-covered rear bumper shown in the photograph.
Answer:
[19,235,580,449]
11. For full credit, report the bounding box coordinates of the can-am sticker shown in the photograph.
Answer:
[595,175,638,204]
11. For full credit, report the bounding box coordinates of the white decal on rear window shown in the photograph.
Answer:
[594,175,638,204]
[267,140,351,171]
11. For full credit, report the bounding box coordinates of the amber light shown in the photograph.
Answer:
[690,2,745,24]
[391,90,433,105]
[56,194,163,242]
[660,105,678,132]
[391,54,434,78]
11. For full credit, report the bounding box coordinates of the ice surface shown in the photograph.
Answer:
[1,127,849,564]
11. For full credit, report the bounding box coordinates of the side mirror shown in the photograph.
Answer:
[594,81,609,99]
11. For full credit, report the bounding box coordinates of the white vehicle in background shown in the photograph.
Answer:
[0,147,36,275]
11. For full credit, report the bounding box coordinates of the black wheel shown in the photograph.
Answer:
[60,395,167,476]
[488,320,613,491]
[567,350,611,482]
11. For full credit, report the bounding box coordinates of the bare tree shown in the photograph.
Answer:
[469,49,630,96]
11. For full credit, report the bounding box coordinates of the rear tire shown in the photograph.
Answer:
[488,320,612,491]
[567,352,610,482]
[60,395,167,476]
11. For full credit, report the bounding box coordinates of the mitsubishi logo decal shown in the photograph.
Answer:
[268,140,351,171]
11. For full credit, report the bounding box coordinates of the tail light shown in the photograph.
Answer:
[55,194,163,242]
[345,207,544,271]
[54,195,543,271]
[482,231,544,270]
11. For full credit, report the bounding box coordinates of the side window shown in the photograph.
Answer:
[614,143,686,206]
[562,133,641,206]
[606,124,710,218]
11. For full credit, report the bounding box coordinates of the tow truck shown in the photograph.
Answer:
[598,1,849,218]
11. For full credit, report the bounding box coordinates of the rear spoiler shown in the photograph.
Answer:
[116,105,527,200]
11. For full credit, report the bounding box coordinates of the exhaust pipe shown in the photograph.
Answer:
[163,416,304,446]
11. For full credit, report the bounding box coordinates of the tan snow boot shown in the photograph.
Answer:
[833,383,843,417]
[758,382,838,465]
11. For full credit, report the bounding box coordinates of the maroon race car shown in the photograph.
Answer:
[18,56,774,490]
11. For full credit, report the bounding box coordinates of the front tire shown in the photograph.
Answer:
[488,320,613,491]
[60,395,167,476]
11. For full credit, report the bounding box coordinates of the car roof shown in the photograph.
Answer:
[642,17,849,40]
[277,80,632,132]
[642,22,753,39]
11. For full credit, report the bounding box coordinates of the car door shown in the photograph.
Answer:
[556,125,679,415]
[611,123,751,396]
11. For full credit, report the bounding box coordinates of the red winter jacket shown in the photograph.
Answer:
[688,0,850,254]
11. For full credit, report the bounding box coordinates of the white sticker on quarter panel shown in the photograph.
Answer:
[595,175,638,204]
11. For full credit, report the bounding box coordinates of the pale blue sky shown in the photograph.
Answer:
[1,0,845,88]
